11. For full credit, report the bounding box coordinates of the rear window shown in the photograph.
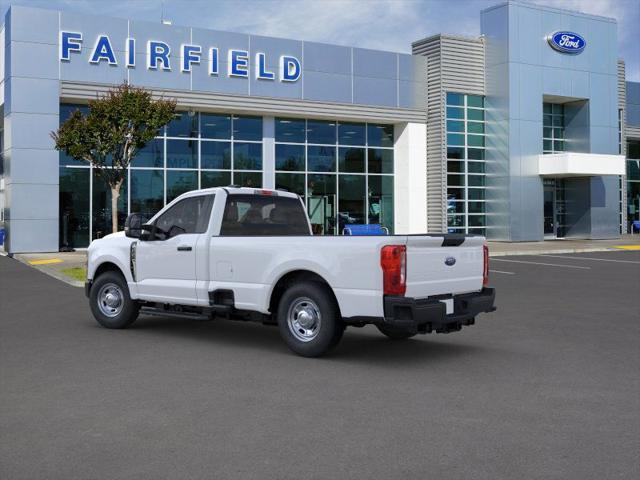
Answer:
[220,194,310,236]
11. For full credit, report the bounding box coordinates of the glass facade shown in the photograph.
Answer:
[275,118,394,235]
[627,139,640,232]
[445,92,487,234]
[543,103,565,154]
[58,104,263,247]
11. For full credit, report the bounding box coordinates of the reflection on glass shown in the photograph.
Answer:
[134,139,164,168]
[368,149,393,174]
[166,170,197,203]
[130,169,164,219]
[233,115,262,141]
[307,174,336,235]
[59,167,90,248]
[276,118,306,143]
[167,111,198,138]
[201,141,231,169]
[338,175,365,230]
[367,124,394,147]
[338,122,365,146]
[338,147,365,173]
[234,142,262,170]
[234,171,262,187]
[276,144,305,171]
[307,120,336,144]
[201,170,231,188]
[92,169,128,239]
[276,173,305,196]
[308,145,336,172]
[446,92,464,106]
[201,113,231,139]
[368,175,393,233]
[167,139,197,169]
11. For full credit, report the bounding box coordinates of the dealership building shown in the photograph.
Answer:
[0,1,639,252]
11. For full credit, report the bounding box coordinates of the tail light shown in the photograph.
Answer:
[483,244,489,286]
[381,245,406,296]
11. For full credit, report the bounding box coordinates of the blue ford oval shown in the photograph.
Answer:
[547,31,586,54]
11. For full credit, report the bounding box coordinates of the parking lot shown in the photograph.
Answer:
[0,250,638,479]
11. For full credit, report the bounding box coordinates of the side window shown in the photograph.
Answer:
[220,194,310,236]
[155,195,214,239]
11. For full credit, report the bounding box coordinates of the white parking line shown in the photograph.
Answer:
[489,269,516,275]
[492,258,591,269]
[540,254,640,265]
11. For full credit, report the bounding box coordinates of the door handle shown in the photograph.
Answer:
[177,245,192,252]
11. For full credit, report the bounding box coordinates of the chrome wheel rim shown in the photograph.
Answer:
[97,283,124,318]
[287,297,322,342]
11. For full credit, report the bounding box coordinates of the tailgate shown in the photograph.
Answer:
[404,235,485,298]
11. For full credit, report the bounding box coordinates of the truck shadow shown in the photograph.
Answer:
[131,314,488,365]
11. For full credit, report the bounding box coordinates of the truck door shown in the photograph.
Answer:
[135,194,214,305]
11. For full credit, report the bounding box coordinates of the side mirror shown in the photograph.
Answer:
[124,213,149,239]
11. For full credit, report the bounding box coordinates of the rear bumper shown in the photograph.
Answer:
[383,287,496,333]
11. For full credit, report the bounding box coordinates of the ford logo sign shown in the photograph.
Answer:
[547,31,586,54]
[445,256,456,266]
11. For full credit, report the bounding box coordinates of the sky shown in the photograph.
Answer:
[1,0,638,80]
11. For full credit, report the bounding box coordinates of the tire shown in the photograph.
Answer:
[376,324,417,340]
[277,282,344,357]
[89,271,139,329]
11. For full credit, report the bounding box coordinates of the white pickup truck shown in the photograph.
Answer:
[86,187,495,357]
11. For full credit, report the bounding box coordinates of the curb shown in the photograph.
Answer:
[490,247,621,257]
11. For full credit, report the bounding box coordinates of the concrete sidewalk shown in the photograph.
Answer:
[9,250,87,288]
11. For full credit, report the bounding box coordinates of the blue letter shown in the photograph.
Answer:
[181,44,201,72]
[60,31,82,61]
[90,35,117,65]
[148,41,171,70]
[209,48,219,75]
[126,38,135,67]
[228,50,248,77]
[280,56,301,82]
[255,53,275,80]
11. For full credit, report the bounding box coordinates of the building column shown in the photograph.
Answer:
[394,122,427,234]
[262,116,275,189]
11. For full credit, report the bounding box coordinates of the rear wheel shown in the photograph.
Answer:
[376,324,416,340]
[277,282,344,357]
[89,271,139,329]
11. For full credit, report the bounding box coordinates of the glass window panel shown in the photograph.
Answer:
[468,161,485,173]
[275,173,305,196]
[447,120,464,133]
[201,140,231,169]
[447,174,465,186]
[543,103,552,114]
[60,103,89,123]
[552,115,563,127]
[92,169,128,239]
[200,113,231,139]
[446,92,464,106]
[166,139,197,169]
[307,145,336,172]
[467,95,484,108]
[201,170,231,188]
[59,167,90,248]
[552,104,563,115]
[467,108,484,121]
[447,187,465,201]
[368,175,394,233]
[167,111,198,138]
[628,141,640,159]
[59,151,86,167]
[338,175,366,229]
[233,142,262,170]
[233,115,262,141]
[468,201,485,214]
[338,122,365,146]
[468,215,486,227]
[447,161,464,173]
[468,175,486,187]
[447,147,464,159]
[446,106,464,119]
[367,124,394,147]
[338,147,365,173]
[543,139,553,151]
[447,215,465,227]
[543,114,553,126]
[276,144,305,171]
[543,127,553,138]
[133,138,164,168]
[447,201,465,215]
[627,160,640,181]
[368,148,394,174]
[467,122,484,134]
[307,174,336,235]
[468,188,485,200]
[447,133,465,146]
[468,148,485,160]
[554,128,564,139]
[166,170,197,203]
[467,134,485,147]
[307,120,336,144]
[554,140,564,152]
[275,117,306,143]
[469,227,486,235]
[234,171,262,187]
[130,169,164,219]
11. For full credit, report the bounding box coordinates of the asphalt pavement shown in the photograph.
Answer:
[1,251,638,479]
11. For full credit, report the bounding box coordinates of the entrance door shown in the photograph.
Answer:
[543,179,567,238]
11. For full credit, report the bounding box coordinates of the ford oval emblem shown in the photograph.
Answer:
[445,256,456,266]
[547,31,586,54]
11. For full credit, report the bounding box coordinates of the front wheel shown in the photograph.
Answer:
[89,271,139,329]
[376,324,416,340]
[277,282,344,357]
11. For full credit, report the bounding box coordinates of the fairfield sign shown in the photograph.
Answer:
[59,31,302,82]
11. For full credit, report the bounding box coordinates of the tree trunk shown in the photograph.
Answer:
[110,181,123,233]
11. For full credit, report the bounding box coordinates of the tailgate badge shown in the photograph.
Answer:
[445,256,456,266]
